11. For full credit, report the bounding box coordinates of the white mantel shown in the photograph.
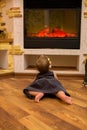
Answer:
[6,0,87,75]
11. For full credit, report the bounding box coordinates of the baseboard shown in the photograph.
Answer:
[0,72,84,80]
[0,72,15,79]
[14,73,84,80]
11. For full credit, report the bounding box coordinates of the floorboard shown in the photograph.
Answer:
[0,77,87,130]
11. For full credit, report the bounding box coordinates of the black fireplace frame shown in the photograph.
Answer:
[24,37,80,49]
[24,0,82,49]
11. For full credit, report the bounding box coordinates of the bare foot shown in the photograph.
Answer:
[35,93,44,103]
[56,91,73,105]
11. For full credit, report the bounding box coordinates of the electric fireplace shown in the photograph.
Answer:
[24,0,82,49]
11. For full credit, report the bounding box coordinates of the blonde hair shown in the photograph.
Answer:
[36,55,51,74]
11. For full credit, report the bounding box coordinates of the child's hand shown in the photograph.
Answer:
[54,72,58,79]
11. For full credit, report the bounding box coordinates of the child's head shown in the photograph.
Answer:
[36,55,52,74]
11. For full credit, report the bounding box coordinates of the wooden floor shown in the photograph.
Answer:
[0,77,87,130]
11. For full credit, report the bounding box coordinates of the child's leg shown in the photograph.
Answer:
[29,91,44,103]
[55,91,72,105]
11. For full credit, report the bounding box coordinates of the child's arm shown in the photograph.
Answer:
[53,72,58,80]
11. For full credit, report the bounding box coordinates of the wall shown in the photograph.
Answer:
[11,0,87,75]
[2,0,13,35]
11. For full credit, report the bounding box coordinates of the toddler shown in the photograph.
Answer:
[23,55,72,104]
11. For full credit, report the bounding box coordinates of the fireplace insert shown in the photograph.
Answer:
[24,0,82,49]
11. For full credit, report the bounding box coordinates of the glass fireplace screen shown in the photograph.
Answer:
[25,9,80,38]
[24,0,82,49]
